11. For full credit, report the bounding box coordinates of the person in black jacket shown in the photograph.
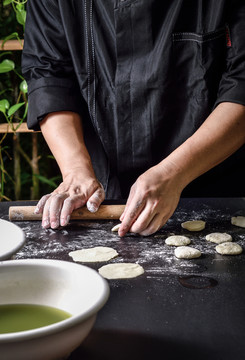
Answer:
[22,0,245,236]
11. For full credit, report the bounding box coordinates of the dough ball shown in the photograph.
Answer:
[98,263,144,279]
[205,232,232,244]
[165,235,191,246]
[181,220,206,231]
[174,246,201,259]
[111,223,121,232]
[69,246,118,262]
[215,242,243,255]
[231,216,245,228]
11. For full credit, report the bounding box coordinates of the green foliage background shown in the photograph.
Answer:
[0,0,61,201]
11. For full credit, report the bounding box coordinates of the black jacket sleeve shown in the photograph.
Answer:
[215,0,245,107]
[22,0,82,130]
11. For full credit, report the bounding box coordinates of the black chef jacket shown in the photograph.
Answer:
[22,0,245,199]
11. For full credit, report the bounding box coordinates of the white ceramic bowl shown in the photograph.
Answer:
[0,259,109,360]
[0,219,25,260]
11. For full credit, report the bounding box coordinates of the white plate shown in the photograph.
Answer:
[0,219,26,260]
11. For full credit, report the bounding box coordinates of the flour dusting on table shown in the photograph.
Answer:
[15,201,244,283]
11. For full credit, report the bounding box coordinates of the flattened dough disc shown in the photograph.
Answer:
[111,223,121,232]
[175,246,201,259]
[98,263,144,279]
[181,220,206,231]
[69,246,118,262]
[205,232,232,244]
[231,216,245,228]
[165,235,191,246]
[216,242,243,255]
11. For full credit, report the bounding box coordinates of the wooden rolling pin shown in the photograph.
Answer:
[9,204,125,221]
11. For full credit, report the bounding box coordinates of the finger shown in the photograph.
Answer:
[86,184,105,213]
[138,213,164,236]
[42,193,67,229]
[35,194,51,214]
[60,195,87,226]
[119,202,129,222]
[118,198,145,237]
[141,210,171,236]
[49,193,69,229]
[119,185,136,221]
[42,196,52,228]
[119,201,129,221]
[129,203,157,234]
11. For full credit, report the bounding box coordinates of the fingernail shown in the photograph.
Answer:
[51,221,59,229]
[118,227,126,237]
[34,207,40,214]
[60,215,70,226]
[42,219,50,228]
[87,201,98,213]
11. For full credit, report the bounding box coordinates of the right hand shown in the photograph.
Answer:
[35,169,105,229]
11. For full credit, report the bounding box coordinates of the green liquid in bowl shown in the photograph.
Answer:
[0,304,72,334]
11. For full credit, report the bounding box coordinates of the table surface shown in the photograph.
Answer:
[1,198,245,360]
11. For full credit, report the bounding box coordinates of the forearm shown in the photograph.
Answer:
[159,102,245,191]
[40,111,95,179]
[118,102,245,237]
[37,111,105,227]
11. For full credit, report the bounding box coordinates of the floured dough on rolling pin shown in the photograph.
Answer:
[205,232,232,244]
[69,246,118,262]
[181,220,206,231]
[165,235,191,246]
[215,242,243,255]
[175,246,201,259]
[231,216,245,228]
[98,263,144,279]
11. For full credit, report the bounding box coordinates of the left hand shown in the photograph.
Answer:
[118,163,182,236]
[35,169,105,229]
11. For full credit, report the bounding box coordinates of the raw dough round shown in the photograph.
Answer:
[174,246,201,259]
[205,232,232,244]
[215,242,243,255]
[98,263,144,279]
[69,246,118,262]
[181,220,206,231]
[111,223,121,232]
[231,216,245,228]
[165,235,191,246]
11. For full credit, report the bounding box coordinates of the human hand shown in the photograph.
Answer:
[35,170,105,229]
[118,163,183,237]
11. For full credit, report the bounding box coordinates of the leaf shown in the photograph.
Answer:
[16,9,26,26]
[19,80,28,93]
[34,174,58,188]
[0,99,10,113]
[16,3,24,11]
[0,59,15,73]
[1,33,21,51]
[7,102,25,117]
[3,0,13,5]
[0,51,12,58]
[2,32,19,43]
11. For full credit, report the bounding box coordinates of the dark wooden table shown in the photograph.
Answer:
[1,198,245,360]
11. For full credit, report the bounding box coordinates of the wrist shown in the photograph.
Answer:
[61,160,96,180]
[156,158,188,194]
